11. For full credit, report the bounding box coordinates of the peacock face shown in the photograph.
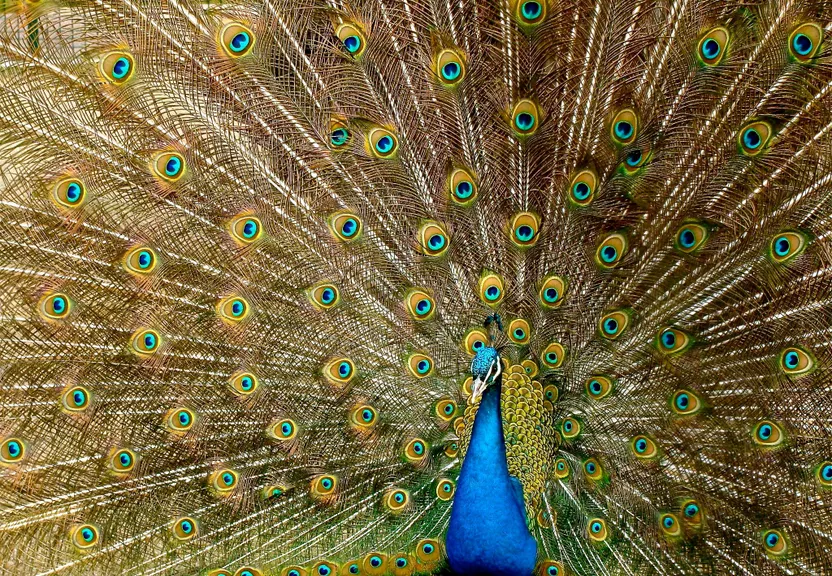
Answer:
[470,346,501,401]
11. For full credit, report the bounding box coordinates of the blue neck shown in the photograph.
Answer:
[445,381,538,575]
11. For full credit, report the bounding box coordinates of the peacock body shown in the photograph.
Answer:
[1,0,832,574]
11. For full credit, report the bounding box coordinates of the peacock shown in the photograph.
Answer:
[1,0,832,574]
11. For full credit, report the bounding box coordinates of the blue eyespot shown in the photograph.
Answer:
[338,361,351,378]
[455,180,473,199]
[661,330,676,349]
[349,564,359,574]
[821,464,832,481]
[222,472,234,485]
[375,135,394,154]
[416,299,431,314]
[766,532,780,548]
[585,461,596,474]
[318,566,331,576]
[793,33,813,56]
[615,121,633,139]
[545,352,558,364]
[7,441,21,458]
[177,411,191,426]
[395,558,407,568]
[344,35,361,54]
[321,478,333,489]
[66,183,82,203]
[590,521,602,533]
[289,571,301,576]
[679,228,696,248]
[429,234,445,250]
[485,285,501,301]
[774,236,790,256]
[564,420,573,432]
[663,516,675,529]
[543,287,558,302]
[137,250,153,269]
[515,112,535,131]
[417,360,430,374]
[281,423,292,436]
[240,376,253,390]
[572,181,590,200]
[144,333,156,349]
[521,1,542,20]
[625,149,642,166]
[601,245,618,263]
[164,156,182,177]
[180,520,193,534]
[119,452,131,467]
[513,328,525,339]
[370,556,382,568]
[758,424,773,441]
[635,439,648,453]
[443,404,453,415]
[52,296,66,314]
[603,318,618,335]
[231,299,245,317]
[73,390,86,406]
[684,503,699,517]
[547,567,559,576]
[230,32,250,53]
[442,62,461,81]
[81,527,95,542]
[394,492,404,503]
[331,128,349,147]
[242,219,259,239]
[675,393,689,410]
[112,57,131,79]
[321,288,335,304]
[516,225,534,242]
[341,218,357,237]
[423,543,435,554]
[361,409,373,422]
[413,441,424,455]
[743,127,761,149]
[702,38,720,59]
[472,340,483,350]
[784,350,799,369]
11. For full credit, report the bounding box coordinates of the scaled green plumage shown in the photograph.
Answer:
[0,0,831,574]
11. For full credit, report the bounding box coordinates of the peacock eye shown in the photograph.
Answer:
[768,230,808,263]
[219,23,255,57]
[738,121,772,156]
[779,346,815,377]
[367,127,398,158]
[38,292,72,321]
[330,211,363,242]
[404,438,429,463]
[349,404,378,431]
[515,0,546,26]
[585,375,613,400]
[384,488,410,512]
[507,318,531,345]
[62,386,91,412]
[436,48,466,85]
[511,100,540,135]
[330,122,350,148]
[660,513,681,536]
[540,342,565,369]
[561,417,581,439]
[52,177,87,210]
[598,310,630,340]
[671,389,703,415]
[228,214,264,244]
[130,328,161,356]
[172,516,198,540]
[817,461,832,487]
[538,275,566,308]
[110,448,136,473]
[789,23,822,61]
[1,438,25,463]
[270,418,297,441]
[610,109,638,145]
[307,283,340,310]
[595,232,628,268]
[405,289,435,320]
[72,524,100,549]
[753,420,785,448]
[762,529,787,555]
[698,27,730,65]
[656,327,692,354]
[630,435,659,459]
[336,23,366,57]
[209,468,239,493]
[449,167,478,205]
[100,51,135,84]
[418,222,450,257]
[151,152,185,182]
[436,478,455,500]
[478,272,505,305]
[587,518,608,541]
[323,357,356,387]
[510,212,541,247]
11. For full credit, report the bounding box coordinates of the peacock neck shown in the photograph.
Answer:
[445,380,538,576]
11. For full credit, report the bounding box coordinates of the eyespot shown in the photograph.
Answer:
[515,1,546,26]
[228,214,264,244]
[436,48,466,85]
[0,438,25,463]
[763,529,787,556]
[416,538,441,562]
[383,488,411,513]
[587,518,608,542]
[367,127,398,158]
[404,438,429,464]
[71,524,100,549]
[540,342,565,369]
[630,435,659,459]
[595,232,628,268]
[405,289,435,321]
[598,309,630,340]
[554,457,569,479]
[542,385,559,407]
[768,230,808,263]
[478,272,505,306]
[671,389,702,415]
[38,292,71,320]
[208,570,233,576]
[436,478,455,501]
[698,27,729,66]
[779,346,815,377]
[511,99,540,136]
[172,516,198,540]
[52,177,86,210]
[130,328,161,356]
[434,399,456,421]
[585,376,613,400]
[336,23,367,57]
[330,120,350,149]
[738,121,772,156]
[539,560,564,576]
[209,468,239,493]
[229,371,258,396]
[536,509,554,529]
[418,222,450,257]
[323,357,356,387]
[659,513,681,537]
[507,318,531,345]
[151,152,185,182]
[219,22,255,57]
[349,404,378,432]
[568,168,598,207]
[816,461,832,487]
[262,484,287,500]
[62,386,91,412]
[444,441,459,458]
[675,222,710,253]
[216,295,251,324]
[681,499,703,526]
[521,360,539,378]
[789,23,822,62]
[449,167,478,206]
[307,283,340,310]
[329,211,363,242]
[538,275,566,308]
[404,353,434,379]
[656,327,692,354]
[509,211,541,247]
[753,420,784,447]
[620,147,651,175]
[583,458,603,481]
[123,246,158,276]
[463,327,489,355]
[311,561,337,576]
[363,553,388,575]
[270,418,298,441]
[100,51,134,84]
[110,448,136,473]
[281,568,306,576]
[610,108,638,145]
[166,407,195,432]
[561,417,581,440]
[235,568,264,576]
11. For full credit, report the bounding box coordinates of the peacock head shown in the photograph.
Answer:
[470,346,502,402]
